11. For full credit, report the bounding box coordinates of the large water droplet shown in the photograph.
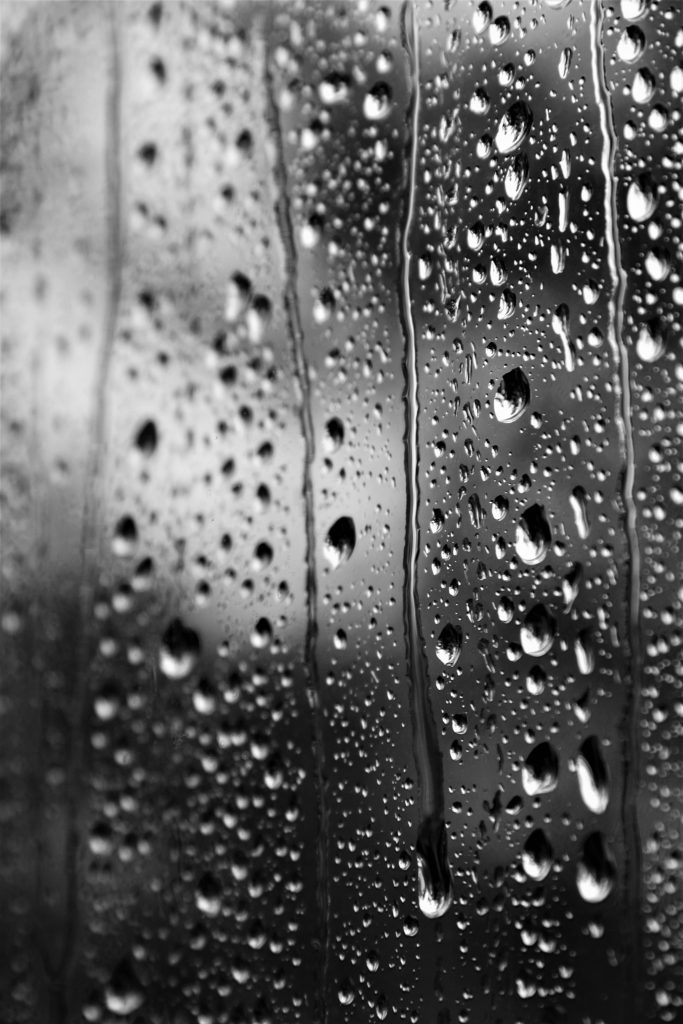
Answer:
[520,604,556,657]
[522,828,553,881]
[494,368,530,423]
[324,516,356,568]
[159,618,200,680]
[104,959,144,1016]
[416,817,452,919]
[577,736,609,814]
[626,174,658,222]
[577,832,615,903]
[495,100,533,155]
[617,25,646,63]
[515,504,551,566]
[504,152,530,201]
[363,82,392,120]
[569,486,590,539]
[522,741,559,796]
[436,623,463,667]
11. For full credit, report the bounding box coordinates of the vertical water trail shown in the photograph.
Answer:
[399,0,452,919]
[261,27,329,1022]
[590,2,642,1016]
[58,9,124,1021]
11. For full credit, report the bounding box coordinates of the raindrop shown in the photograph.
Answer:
[626,174,658,222]
[112,515,138,558]
[104,959,144,1017]
[577,832,615,903]
[520,604,556,657]
[436,623,463,667]
[494,368,530,423]
[495,100,533,155]
[504,153,530,201]
[617,26,646,64]
[195,871,222,916]
[522,828,553,881]
[225,272,252,322]
[416,817,452,918]
[134,419,158,457]
[159,618,200,680]
[631,67,656,104]
[569,485,590,539]
[363,82,392,121]
[324,516,356,568]
[324,417,344,453]
[576,736,609,814]
[522,741,559,796]
[515,504,551,566]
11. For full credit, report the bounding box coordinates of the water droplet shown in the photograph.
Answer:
[159,618,200,680]
[497,288,517,320]
[363,82,392,121]
[569,485,590,539]
[632,67,656,104]
[522,828,553,881]
[621,0,649,19]
[577,832,615,903]
[324,417,344,453]
[574,628,595,675]
[636,319,666,362]
[520,604,556,657]
[515,504,551,566]
[105,959,144,1016]
[504,153,530,201]
[319,72,350,106]
[416,817,452,918]
[522,741,559,796]
[577,736,609,814]
[626,174,658,222]
[225,272,252,322]
[436,623,463,667]
[489,16,510,45]
[112,515,138,558]
[324,516,356,568]
[495,100,533,155]
[494,368,530,423]
[195,871,222,916]
[134,419,158,457]
[617,26,646,64]
[558,47,573,80]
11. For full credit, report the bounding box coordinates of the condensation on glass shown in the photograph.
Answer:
[0,2,681,1023]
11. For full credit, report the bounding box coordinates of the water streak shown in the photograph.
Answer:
[399,0,452,919]
[262,26,329,1020]
[590,3,642,1016]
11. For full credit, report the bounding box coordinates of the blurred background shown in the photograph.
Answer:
[1,1,681,1022]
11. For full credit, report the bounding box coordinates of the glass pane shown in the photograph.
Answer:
[1,2,681,1022]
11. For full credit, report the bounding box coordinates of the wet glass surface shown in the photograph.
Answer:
[1,2,682,1022]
